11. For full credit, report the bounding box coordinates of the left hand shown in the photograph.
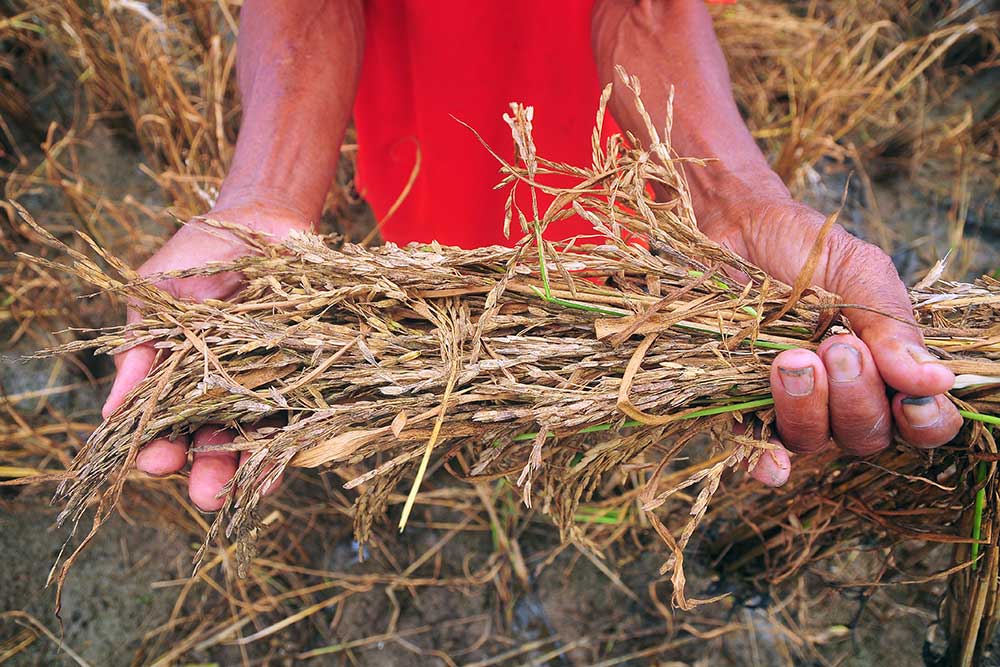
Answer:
[589,0,961,488]
[697,177,962,487]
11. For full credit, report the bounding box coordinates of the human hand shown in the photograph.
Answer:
[696,175,962,487]
[101,202,312,510]
[590,0,961,487]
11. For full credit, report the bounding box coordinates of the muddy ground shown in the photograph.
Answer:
[0,482,952,666]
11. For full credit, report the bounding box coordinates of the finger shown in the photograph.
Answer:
[817,335,891,456]
[748,441,791,487]
[822,229,954,397]
[135,436,189,476]
[239,450,284,497]
[189,426,238,511]
[102,342,157,419]
[771,349,831,454]
[892,394,963,449]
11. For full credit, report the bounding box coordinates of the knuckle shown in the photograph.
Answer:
[833,411,891,454]
[782,434,830,454]
[776,413,829,452]
[825,227,895,280]
[776,409,816,433]
[823,228,912,316]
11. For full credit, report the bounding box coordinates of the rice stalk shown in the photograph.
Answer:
[15,74,1000,622]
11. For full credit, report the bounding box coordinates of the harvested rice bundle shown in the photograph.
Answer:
[20,77,1000,615]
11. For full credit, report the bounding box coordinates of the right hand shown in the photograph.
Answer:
[102,202,312,510]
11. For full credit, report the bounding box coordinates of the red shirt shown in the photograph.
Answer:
[353,1,733,248]
[354,0,607,248]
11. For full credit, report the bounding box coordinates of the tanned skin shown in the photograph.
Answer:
[104,0,960,510]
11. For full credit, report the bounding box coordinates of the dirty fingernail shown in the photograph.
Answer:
[901,396,941,428]
[779,366,814,396]
[826,343,861,383]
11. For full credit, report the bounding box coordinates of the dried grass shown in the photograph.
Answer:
[16,70,1000,627]
[6,0,237,213]
[715,1,1000,189]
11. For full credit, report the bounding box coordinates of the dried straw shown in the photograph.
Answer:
[18,72,1000,624]
[714,1,1000,191]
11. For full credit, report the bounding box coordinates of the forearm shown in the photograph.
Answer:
[216,0,364,227]
[591,0,787,209]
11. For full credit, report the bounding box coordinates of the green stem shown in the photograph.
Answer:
[529,285,629,317]
[673,320,800,350]
[528,285,799,351]
[534,223,551,300]
[512,396,775,442]
[960,410,1000,427]
[972,461,987,571]
[512,404,999,447]
[574,506,626,525]
[687,269,761,318]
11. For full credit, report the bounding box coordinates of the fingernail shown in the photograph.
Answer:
[902,396,941,428]
[826,343,861,383]
[907,346,939,364]
[778,366,814,396]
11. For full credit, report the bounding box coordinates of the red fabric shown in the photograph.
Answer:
[353,1,732,248]
[354,0,608,249]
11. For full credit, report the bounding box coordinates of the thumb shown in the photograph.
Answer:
[100,219,257,420]
[102,344,157,419]
[822,229,953,397]
[101,305,157,419]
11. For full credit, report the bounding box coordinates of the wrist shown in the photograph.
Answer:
[214,185,315,221]
[175,198,315,253]
[208,189,316,236]
[686,163,790,220]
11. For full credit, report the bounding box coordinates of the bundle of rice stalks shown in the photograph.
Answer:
[2,4,996,664]
[18,75,1000,638]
